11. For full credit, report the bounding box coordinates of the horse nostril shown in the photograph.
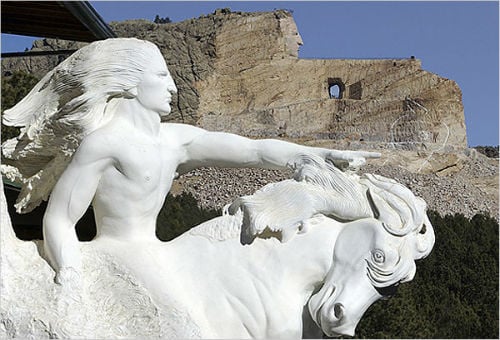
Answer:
[333,303,344,320]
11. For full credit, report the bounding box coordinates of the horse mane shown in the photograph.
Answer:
[187,212,243,241]
[231,154,374,243]
[291,154,360,195]
[1,38,162,213]
[229,154,430,244]
[185,154,431,256]
[185,154,367,243]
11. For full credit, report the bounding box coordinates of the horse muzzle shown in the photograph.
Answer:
[309,284,353,337]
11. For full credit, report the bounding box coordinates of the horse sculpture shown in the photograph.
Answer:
[0,38,434,338]
[76,156,433,338]
[1,155,434,338]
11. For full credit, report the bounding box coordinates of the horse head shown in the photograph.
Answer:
[226,154,434,337]
[308,173,435,337]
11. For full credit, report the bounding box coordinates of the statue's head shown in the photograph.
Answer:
[3,38,177,137]
[308,174,435,337]
[90,38,177,117]
[65,37,177,119]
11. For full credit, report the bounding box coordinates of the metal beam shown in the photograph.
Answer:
[1,1,115,42]
[1,49,78,58]
[60,1,116,40]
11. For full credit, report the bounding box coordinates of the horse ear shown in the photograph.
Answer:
[365,188,401,231]
[366,189,380,219]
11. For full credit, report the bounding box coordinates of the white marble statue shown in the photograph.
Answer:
[2,38,379,285]
[1,38,434,338]
[97,159,435,338]
[0,155,434,338]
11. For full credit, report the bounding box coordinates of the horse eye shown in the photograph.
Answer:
[375,283,399,298]
[372,249,385,264]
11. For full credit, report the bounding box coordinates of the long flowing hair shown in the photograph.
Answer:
[2,38,164,213]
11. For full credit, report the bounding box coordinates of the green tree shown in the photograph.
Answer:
[356,211,499,338]
[473,145,499,158]
[156,192,220,241]
[154,14,172,24]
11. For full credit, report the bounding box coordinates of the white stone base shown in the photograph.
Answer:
[0,181,199,339]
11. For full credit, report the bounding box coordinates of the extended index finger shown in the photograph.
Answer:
[356,151,381,159]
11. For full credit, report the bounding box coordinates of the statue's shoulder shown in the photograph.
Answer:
[73,126,124,162]
[160,123,207,146]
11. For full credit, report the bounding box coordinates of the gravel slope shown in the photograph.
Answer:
[172,151,498,221]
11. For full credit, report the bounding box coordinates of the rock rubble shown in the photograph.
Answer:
[173,150,498,221]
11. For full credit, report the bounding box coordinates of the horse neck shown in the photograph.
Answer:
[271,216,343,294]
[165,215,343,302]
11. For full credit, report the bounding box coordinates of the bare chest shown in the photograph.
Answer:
[100,141,180,199]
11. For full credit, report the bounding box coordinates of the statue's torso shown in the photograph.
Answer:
[89,121,182,240]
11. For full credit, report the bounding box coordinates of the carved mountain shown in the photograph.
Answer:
[2,9,466,149]
[3,9,496,220]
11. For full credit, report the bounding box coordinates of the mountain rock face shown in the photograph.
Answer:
[194,11,466,150]
[2,9,496,219]
[2,9,466,149]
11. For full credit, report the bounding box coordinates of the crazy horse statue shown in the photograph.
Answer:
[0,38,434,338]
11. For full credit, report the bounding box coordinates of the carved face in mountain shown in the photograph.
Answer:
[280,14,303,57]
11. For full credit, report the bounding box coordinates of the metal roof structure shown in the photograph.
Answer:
[1,1,116,43]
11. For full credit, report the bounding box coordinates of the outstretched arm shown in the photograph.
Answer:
[164,124,380,174]
[43,138,112,285]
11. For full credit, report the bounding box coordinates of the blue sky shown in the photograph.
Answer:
[2,1,499,147]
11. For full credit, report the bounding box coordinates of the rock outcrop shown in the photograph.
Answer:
[170,149,498,220]
[2,9,466,149]
[1,9,496,219]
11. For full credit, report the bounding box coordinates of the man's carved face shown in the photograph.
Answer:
[136,54,177,116]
